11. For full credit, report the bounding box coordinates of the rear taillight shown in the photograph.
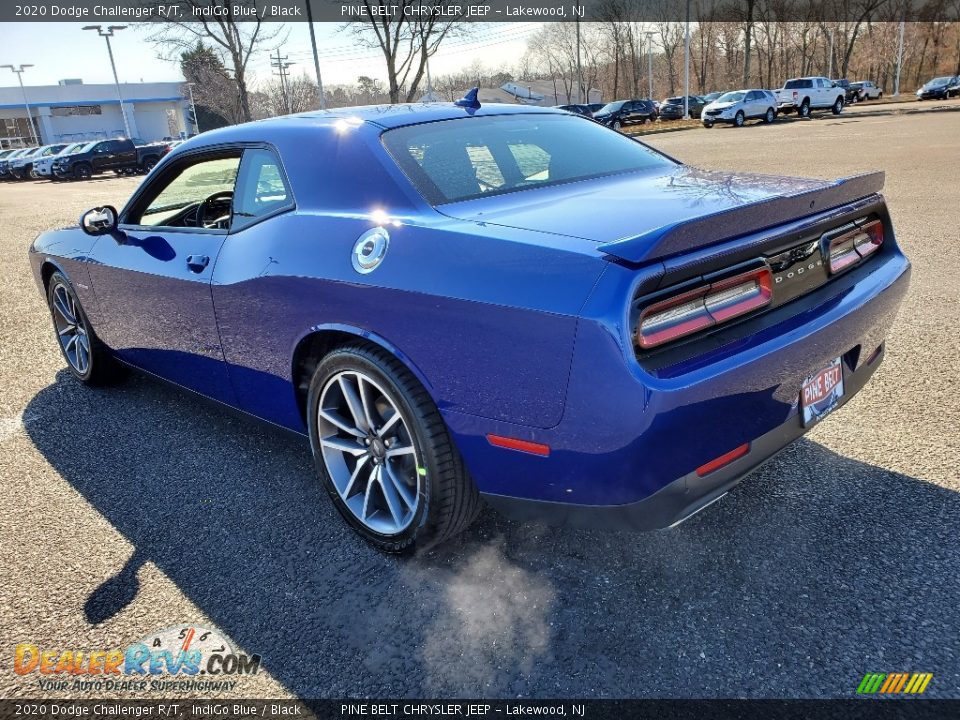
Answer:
[827,219,883,275]
[637,267,773,349]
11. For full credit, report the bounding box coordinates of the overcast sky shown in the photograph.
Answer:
[0,22,538,90]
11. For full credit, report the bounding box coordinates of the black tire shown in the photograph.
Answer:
[75,163,93,180]
[764,107,775,123]
[831,96,844,115]
[703,120,714,129]
[612,120,622,131]
[46,272,122,386]
[878,92,883,99]
[307,344,481,553]
[734,111,745,127]
[799,100,811,118]
[142,157,158,173]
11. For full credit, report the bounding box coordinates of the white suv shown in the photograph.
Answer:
[775,77,846,118]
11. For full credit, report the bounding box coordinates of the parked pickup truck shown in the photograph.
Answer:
[51,138,168,180]
[775,77,846,118]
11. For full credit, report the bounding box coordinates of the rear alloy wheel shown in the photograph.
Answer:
[799,101,811,118]
[832,97,844,115]
[734,111,745,127]
[308,345,481,552]
[47,272,120,385]
[764,107,775,123]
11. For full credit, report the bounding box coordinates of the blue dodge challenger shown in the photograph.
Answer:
[30,96,911,551]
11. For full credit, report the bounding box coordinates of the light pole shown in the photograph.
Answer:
[187,82,200,134]
[303,0,326,109]
[827,28,835,79]
[82,25,132,139]
[894,20,906,97]
[645,31,654,100]
[0,64,38,145]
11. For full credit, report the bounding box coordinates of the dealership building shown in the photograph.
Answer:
[0,79,193,148]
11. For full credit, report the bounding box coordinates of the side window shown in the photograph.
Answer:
[133,154,241,228]
[232,148,294,230]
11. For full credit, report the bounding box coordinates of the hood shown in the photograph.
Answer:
[438,166,885,263]
[707,101,738,110]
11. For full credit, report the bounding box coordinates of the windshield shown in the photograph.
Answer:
[717,92,746,103]
[596,101,625,114]
[383,114,673,205]
[926,77,951,86]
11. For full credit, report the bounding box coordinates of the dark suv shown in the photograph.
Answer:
[592,99,657,130]
[659,96,708,119]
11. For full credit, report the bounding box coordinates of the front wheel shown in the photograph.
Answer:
[734,111,745,127]
[47,272,121,386]
[703,120,714,129]
[307,345,481,553]
[832,97,844,115]
[764,107,775,123]
[74,164,92,180]
[612,120,622,131]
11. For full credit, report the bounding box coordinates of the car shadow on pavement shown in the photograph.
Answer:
[23,370,960,699]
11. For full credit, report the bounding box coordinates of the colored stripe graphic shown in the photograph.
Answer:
[858,674,886,694]
[857,673,932,695]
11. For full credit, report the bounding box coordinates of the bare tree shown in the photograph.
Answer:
[147,0,285,122]
[346,0,475,103]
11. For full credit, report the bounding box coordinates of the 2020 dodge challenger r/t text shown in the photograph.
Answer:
[29,99,910,552]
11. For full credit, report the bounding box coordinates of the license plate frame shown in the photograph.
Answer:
[801,357,845,427]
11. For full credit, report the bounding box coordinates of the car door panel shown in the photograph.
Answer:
[87,229,236,403]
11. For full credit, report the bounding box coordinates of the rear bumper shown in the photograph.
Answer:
[483,343,885,531]
[448,242,911,524]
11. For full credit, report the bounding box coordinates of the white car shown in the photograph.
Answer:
[32,142,91,179]
[702,89,778,127]
[851,81,883,101]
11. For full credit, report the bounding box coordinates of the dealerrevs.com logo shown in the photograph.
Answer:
[14,625,261,693]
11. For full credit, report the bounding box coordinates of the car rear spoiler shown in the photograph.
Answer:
[597,171,885,264]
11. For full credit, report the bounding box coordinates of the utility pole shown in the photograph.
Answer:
[303,0,326,109]
[894,20,905,96]
[0,64,38,145]
[645,31,655,99]
[683,0,691,118]
[82,25,131,139]
[271,50,295,114]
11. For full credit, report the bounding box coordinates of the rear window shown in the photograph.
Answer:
[382,114,673,205]
[784,79,813,89]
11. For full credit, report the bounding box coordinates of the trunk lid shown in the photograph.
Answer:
[438,167,883,263]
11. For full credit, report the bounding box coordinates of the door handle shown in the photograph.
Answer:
[186,254,210,273]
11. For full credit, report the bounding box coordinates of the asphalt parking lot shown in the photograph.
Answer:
[1,107,958,700]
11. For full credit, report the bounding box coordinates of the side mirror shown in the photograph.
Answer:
[80,205,119,236]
